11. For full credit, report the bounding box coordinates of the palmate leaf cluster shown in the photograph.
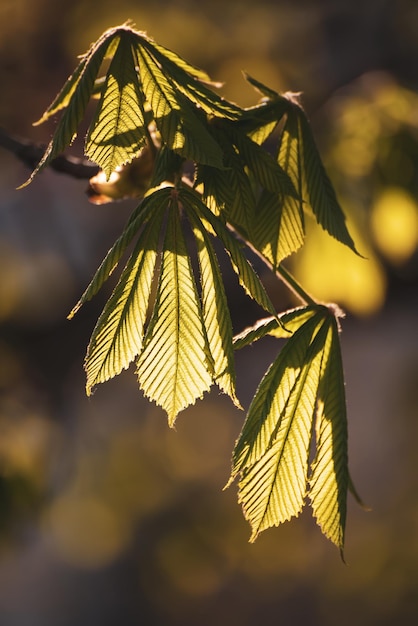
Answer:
[26,23,362,555]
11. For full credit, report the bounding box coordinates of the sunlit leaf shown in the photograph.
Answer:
[85,197,167,392]
[243,72,280,100]
[230,312,330,540]
[231,129,298,199]
[309,317,348,553]
[180,186,277,319]
[233,305,322,349]
[252,188,305,269]
[187,207,240,406]
[23,28,118,186]
[136,46,224,167]
[142,38,242,120]
[68,187,170,318]
[137,196,212,424]
[196,140,256,236]
[286,104,359,254]
[85,33,147,178]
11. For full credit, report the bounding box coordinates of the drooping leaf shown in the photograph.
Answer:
[309,316,348,553]
[186,207,240,406]
[196,144,256,237]
[68,187,171,318]
[85,197,167,393]
[252,188,305,269]
[230,128,298,199]
[180,186,277,319]
[194,163,231,217]
[136,46,225,167]
[85,32,147,178]
[278,106,303,203]
[22,28,119,186]
[150,145,184,188]
[239,100,306,268]
[242,72,280,100]
[141,37,242,120]
[136,196,212,424]
[284,103,359,254]
[197,122,301,260]
[230,312,330,540]
[233,305,322,349]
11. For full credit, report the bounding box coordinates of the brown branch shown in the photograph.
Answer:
[0,127,99,179]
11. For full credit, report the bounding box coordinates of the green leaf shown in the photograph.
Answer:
[196,147,256,236]
[186,207,240,407]
[246,111,305,268]
[22,28,118,186]
[180,186,277,319]
[287,104,359,254]
[233,305,322,349]
[151,145,184,188]
[231,129,298,199]
[68,187,171,318]
[85,33,147,178]
[242,72,280,100]
[252,188,305,269]
[85,197,167,393]
[278,107,303,203]
[136,46,225,167]
[136,196,212,424]
[309,316,348,553]
[141,38,242,120]
[230,312,330,540]
[144,38,214,84]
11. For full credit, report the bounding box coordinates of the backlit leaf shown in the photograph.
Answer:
[309,317,348,553]
[252,188,305,268]
[136,46,224,167]
[180,186,277,319]
[187,207,240,406]
[233,305,321,349]
[286,103,359,254]
[231,129,298,199]
[84,190,170,392]
[23,28,118,186]
[85,33,147,178]
[142,38,242,120]
[230,312,330,540]
[136,196,212,424]
[68,187,170,318]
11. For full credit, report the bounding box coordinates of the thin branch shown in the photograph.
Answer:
[0,127,99,179]
[227,223,317,307]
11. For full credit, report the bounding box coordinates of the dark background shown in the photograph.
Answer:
[0,1,417,624]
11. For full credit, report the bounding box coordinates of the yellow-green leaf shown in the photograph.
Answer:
[233,305,322,349]
[230,311,330,540]
[285,102,359,255]
[136,46,224,167]
[22,28,118,186]
[309,316,348,553]
[69,188,168,318]
[136,197,212,424]
[252,188,305,269]
[86,33,147,178]
[85,193,168,392]
[180,186,278,319]
[188,209,240,407]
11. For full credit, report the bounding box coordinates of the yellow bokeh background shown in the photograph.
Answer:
[0,1,417,625]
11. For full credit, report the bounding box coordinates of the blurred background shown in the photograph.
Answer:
[0,0,417,624]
